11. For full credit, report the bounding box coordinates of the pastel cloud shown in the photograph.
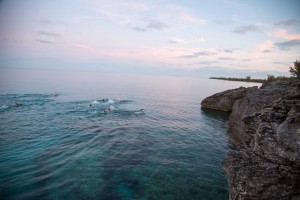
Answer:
[130,26,147,32]
[218,57,235,61]
[273,29,300,40]
[257,40,274,51]
[73,44,97,52]
[168,39,178,44]
[272,61,289,65]
[179,51,217,58]
[262,49,272,53]
[1,0,299,77]
[168,37,185,44]
[274,19,299,27]
[36,39,55,44]
[274,39,300,51]
[146,20,168,31]
[168,37,205,44]
[233,25,260,35]
[223,48,239,53]
[36,31,61,38]
[195,61,219,65]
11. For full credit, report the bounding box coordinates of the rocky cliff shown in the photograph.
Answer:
[201,79,300,200]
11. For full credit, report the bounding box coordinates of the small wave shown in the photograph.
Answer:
[133,110,145,115]
[88,110,98,114]
[92,100,100,104]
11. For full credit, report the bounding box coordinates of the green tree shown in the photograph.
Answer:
[267,74,275,82]
[289,60,300,78]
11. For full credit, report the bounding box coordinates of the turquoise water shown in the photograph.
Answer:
[0,69,261,200]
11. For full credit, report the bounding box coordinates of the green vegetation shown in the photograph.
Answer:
[266,75,292,82]
[210,75,294,83]
[289,60,300,78]
[210,60,299,83]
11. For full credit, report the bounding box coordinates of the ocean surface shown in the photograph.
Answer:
[0,69,261,200]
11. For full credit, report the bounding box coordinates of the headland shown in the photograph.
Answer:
[201,79,300,200]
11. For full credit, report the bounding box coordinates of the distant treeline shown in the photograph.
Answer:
[210,75,294,83]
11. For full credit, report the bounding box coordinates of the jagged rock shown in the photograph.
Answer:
[228,80,300,144]
[224,94,300,200]
[223,147,300,200]
[201,86,258,112]
[201,79,300,200]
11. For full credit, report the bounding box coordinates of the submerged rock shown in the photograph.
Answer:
[201,79,300,200]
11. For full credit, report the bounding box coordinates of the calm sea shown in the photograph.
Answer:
[0,68,261,200]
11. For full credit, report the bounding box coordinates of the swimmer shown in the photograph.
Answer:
[104,108,111,113]
[53,92,59,97]
[98,99,105,102]
[14,102,22,107]
[104,105,115,113]
[87,104,92,108]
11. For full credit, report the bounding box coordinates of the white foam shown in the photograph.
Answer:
[1,105,8,109]
[134,109,145,115]
[89,110,98,114]
[93,98,119,105]
[92,100,99,104]
[108,99,114,104]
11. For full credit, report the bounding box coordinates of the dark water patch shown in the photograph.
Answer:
[201,107,230,121]
[118,99,134,104]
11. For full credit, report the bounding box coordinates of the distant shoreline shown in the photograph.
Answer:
[210,77,265,83]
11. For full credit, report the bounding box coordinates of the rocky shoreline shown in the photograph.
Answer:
[201,80,300,200]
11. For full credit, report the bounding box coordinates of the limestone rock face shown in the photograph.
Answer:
[223,95,300,200]
[201,86,258,112]
[201,79,300,200]
[228,80,300,144]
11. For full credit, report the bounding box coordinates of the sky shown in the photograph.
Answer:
[0,0,300,78]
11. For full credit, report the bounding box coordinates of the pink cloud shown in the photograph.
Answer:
[257,40,274,51]
[273,29,300,40]
[73,44,98,52]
